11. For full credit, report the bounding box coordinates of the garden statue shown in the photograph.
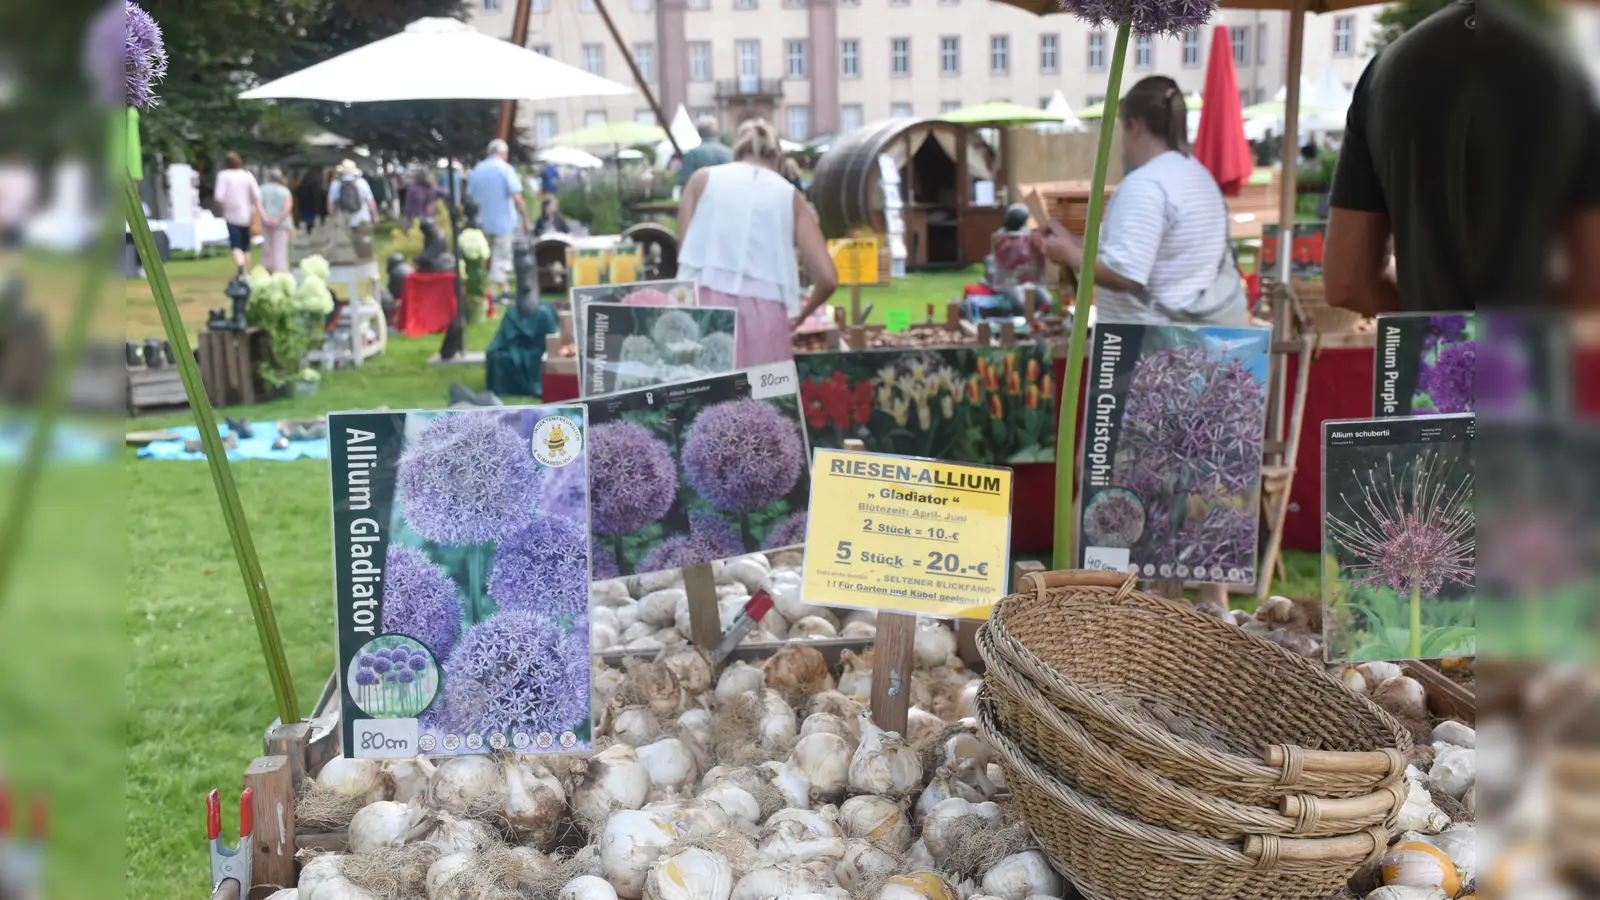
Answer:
[414,219,455,273]
[385,251,411,320]
[207,274,252,331]
[512,233,538,318]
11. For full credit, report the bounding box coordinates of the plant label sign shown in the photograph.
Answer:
[579,303,739,397]
[329,406,593,759]
[801,448,1013,619]
[1076,323,1272,585]
[829,237,880,285]
[570,278,699,357]
[1322,414,1475,663]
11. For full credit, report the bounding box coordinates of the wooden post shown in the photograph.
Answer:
[591,0,683,158]
[976,321,992,345]
[999,321,1016,346]
[846,326,866,352]
[946,301,963,331]
[683,563,721,651]
[850,284,863,326]
[245,756,294,900]
[264,722,311,790]
[870,612,917,737]
[1012,559,1046,590]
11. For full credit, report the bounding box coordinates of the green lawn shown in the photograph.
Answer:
[114,250,1316,896]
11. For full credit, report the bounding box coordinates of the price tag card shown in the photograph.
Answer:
[802,449,1013,619]
[828,237,881,285]
[885,309,911,333]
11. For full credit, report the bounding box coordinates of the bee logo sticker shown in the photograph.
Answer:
[532,415,581,467]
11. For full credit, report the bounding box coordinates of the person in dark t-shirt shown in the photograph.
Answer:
[1325,0,1600,313]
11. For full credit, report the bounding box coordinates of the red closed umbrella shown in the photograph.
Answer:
[1193,24,1254,197]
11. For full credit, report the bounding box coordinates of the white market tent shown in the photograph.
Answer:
[239,17,635,104]
[654,104,702,169]
[1035,90,1088,134]
[536,146,605,169]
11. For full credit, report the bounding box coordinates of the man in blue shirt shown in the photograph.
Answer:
[467,139,530,297]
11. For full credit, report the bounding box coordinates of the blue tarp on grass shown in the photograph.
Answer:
[137,425,328,462]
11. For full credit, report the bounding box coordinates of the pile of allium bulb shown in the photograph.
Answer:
[398,413,541,546]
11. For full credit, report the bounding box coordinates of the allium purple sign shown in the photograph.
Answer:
[330,406,592,758]
[1076,324,1270,584]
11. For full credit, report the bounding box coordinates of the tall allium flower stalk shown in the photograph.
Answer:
[101,3,303,720]
[1326,450,1475,658]
[681,398,805,547]
[589,421,678,574]
[1049,0,1217,568]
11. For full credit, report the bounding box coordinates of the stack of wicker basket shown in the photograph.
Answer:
[977,569,1415,900]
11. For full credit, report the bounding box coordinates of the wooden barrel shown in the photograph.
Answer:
[621,222,679,281]
[533,234,577,294]
[809,118,926,240]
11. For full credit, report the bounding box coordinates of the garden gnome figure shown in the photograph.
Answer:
[512,233,538,318]
[414,219,455,273]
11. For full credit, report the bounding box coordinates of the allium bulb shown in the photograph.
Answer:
[589,421,677,536]
[921,798,1002,861]
[431,611,588,738]
[502,755,567,847]
[700,782,763,833]
[849,714,924,797]
[791,732,852,803]
[427,754,504,817]
[488,514,591,620]
[839,795,914,852]
[613,706,662,747]
[420,811,500,855]
[644,846,733,900]
[347,800,428,853]
[681,399,805,514]
[316,757,392,805]
[979,850,1064,900]
[381,546,462,660]
[563,875,622,900]
[730,863,836,900]
[398,413,541,545]
[598,808,677,898]
[298,852,347,897]
[912,619,956,668]
[878,872,961,900]
[837,839,901,892]
[574,744,653,821]
[636,737,699,792]
[384,756,435,805]
[714,662,766,705]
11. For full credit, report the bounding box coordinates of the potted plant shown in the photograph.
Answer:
[244,255,335,395]
[458,227,490,323]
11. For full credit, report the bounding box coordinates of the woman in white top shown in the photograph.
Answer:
[677,119,838,367]
[1036,76,1246,327]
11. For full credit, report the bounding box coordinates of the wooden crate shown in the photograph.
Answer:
[198,328,271,408]
[126,366,186,415]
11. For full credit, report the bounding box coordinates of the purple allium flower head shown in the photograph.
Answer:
[1327,450,1475,597]
[1423,315,1469,348]
[1475,336,1532,415]
[682,399,805,514]
[539,461,589,523]
[409,654,428,671]
[354,669,378,687]
[592,554,619,581]
[358,653,376,669]
[589,421,676,535]
[641,535,701,573]
[767,511,808,549]
[1083,489,1146,548]
[372,648,391,660]
[373,657,393,674]
[1057,0,1213,36]
[399,412,541,545]
[381,546,463,660]
[433,610,589,737]
[488,514,590,619]
[398,667,416,684]
[104,2,168,109]
[1423,341,1475,415]
[689,509,744,558]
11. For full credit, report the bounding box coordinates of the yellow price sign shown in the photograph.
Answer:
[828,237,880,286]
[801,449,1013,619]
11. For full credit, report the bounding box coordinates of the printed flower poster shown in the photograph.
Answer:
[1323,415,1475,662]
[1374,312,1563,419]
[329,406,591,758]
[583,362,812,578]
[1075,323,1271,584]
[795,344,1056,465]
[580,303,738,397]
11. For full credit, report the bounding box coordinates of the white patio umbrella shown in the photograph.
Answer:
[536,146,605,169]
[1035,90,1087,133]
[239,17,635,103]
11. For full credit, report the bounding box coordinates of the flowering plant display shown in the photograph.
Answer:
[245,257,337,389]
[584,363,811,577]
[457,229,490,261]
[991,232,1045,289]
[580,303,738,396]
[1076,324,1270,584]
[1373,312,1479,417]
[456,229,491,323]
[794,344,1056,464]
[1323,415,1475,662]
[330,406,591,757]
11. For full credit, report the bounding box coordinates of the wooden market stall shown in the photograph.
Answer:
[809,118,1010,268]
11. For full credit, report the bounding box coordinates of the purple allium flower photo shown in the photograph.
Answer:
[398,412,541,546]
[767,511,808,549]
[381,546,463,660]
[373,657,393,674]
[640,535,702,573]
[409,654,428,671]
[488,514,590,620]
[539,461,589,523]
[688,509,744,559]
[398,668,416,684]
[1057,0,1213,35]
[592,554,619,581]
[432,610,588,739]
[1475,336,1533,415]
[589,421,677,535]
[372,648,391,660]
[103,2,167,110]
[1422,341,1475,415]
[354,669,378,687]
[1423,315,1469,348]
[1082,488,1146,548]
[682,398,805,515]
[357,653,376,669]
[1327,450,1475,598]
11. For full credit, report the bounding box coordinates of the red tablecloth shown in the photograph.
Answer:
[396,272,458,337]
[543,372,578,402]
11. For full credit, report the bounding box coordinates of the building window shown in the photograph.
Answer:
[1039,34,1059,73]
[787,40,806,78]
[583,44,604,76]
[1231,26,1247,64]
[1134,34,1152,68]
[531,0,548,11]
[689,42,711,81]
[633,43,654,81]
[735,0,757,9]
[1333,15,1354,56]
[840,104,864,132]
[1087,32,1105,70]
[631,0,652,11]
[531,43,552,56]
[483,0,501,12]
[939,100,959,113]
[891,38,910,76]
[585,110,607,126]
[786,106,809,140]
[1256,23,1269,64]
[736,40,760,89]
[687,0,708,8]
[841,39,860,78]
[785,0,804,6]
[636,110,656,125]
[990,35,1009,74]
[940,36,960,75]
[535,112,557,145]
[1181,29,1199,66]
[891,102,912,118]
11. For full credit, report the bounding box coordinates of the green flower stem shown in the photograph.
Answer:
[123,177,300,724]
[1409,579,1422,659]
[1053,22,1131,571]
[466,545,491,624]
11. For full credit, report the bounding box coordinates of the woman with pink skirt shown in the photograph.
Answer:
[259,168,295,272]
[676,119,837,367]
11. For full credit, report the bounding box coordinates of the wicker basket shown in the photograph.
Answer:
[978,689,1388,900]
[982,631,1405,840]
[981,570,1412,807]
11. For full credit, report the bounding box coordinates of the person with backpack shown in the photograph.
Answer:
[327,159,378,226]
